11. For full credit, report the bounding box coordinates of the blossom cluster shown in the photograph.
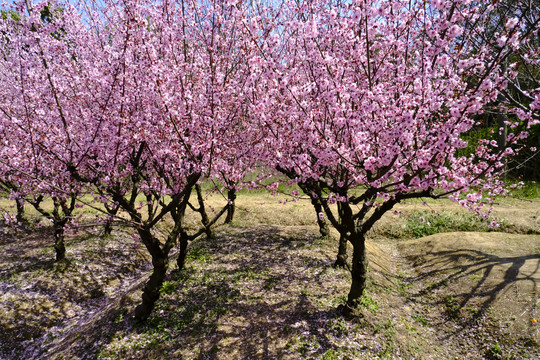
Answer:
[0,0,537,223]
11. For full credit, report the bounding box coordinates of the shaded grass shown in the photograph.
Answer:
[96,227,415,360]
[1,189,539,359]
[0,226,150,359]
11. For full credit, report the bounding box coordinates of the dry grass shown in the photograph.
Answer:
[0,192,539,359]
[399,232,540,358]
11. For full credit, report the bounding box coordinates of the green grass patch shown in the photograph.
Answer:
[405,211,488,238]
[484,343,503,360]
[411,312,428,326]
[358,294,379,314]
[509,181,540,199]
[160,281,175,295]
[444,296,461,320]
[186,246,210,264]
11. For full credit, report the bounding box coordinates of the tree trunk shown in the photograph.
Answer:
[134,229,169,322]
[311,197,330,237]
[333,234,348,268]
[134,254,168,321]
[103,222,113,237]
[333,201,349,268]
[54,222,66,262]
[347,234,368,308]
[224,188,236,224]
[15,198,25,224]
[176,231,189,271]
[103,206,119,237]
[195,184,214,239]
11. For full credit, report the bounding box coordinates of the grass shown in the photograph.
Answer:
[444,296,462,320]
[485,343,503,360]
[96,226,375,359]
[509,181,540,199]
[405,210,489,238]
[359,294,379,314]
[160,281,175,295]
[411,313,428,327]
[1,188,539,359]
[373,318,397,357]
[320,349,340,360]
[93,223,449,359]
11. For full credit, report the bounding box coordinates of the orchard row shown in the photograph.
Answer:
[0,0,538,320]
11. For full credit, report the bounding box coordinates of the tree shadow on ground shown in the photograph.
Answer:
[0,226,56,273]
[84,225,371,360]
[404,247,539,331]
[0,225,151,360]
[176,226,347,359]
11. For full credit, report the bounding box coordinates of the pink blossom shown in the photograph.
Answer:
[447,25,463,38]
[505,17,519,30]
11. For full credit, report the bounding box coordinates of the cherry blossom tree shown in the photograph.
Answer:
[0,1,82,261]
[76,0,263,321]
[253,0,539,311]
[0,0,263,320]
[2,0,537,322]
[462,0,540,179]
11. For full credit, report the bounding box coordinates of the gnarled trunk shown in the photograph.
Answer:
[333,234,348,269]
[135,254,168,321]
[103,222,113,237]
[333,201,350,268]
[15,198,25,224]
[49,196,76,262]
[311,197,330,237]
[195,184,214,239]
[134,228,170,322]
[176,231,189,271]
[347,233,368,308]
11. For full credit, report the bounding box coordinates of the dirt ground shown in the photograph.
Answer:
[0,195,538,359]
[399,232,539,358]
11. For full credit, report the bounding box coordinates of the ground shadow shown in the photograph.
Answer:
[0,225,151,360]
[58,225,371,359]
[404,247,539,328]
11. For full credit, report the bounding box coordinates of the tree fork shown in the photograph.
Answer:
[195,184,214,239]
